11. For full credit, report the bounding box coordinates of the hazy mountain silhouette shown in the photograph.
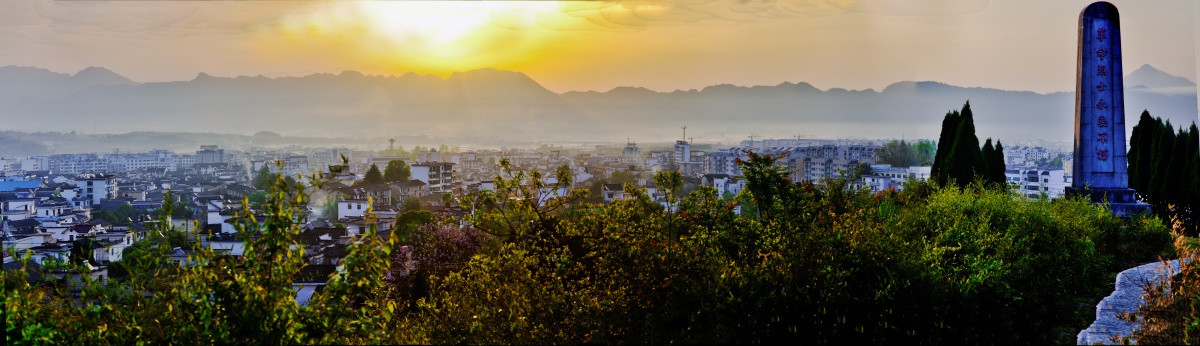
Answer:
[0,65,1195,143]
[1127,64,1196,88]
[0,66,136,105]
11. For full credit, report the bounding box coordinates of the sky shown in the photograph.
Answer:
[1,0,1196,94]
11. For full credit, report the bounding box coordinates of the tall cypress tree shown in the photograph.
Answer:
[1128,111,1156,194]
[1186,125,1200,215]
[990,140,1006,185]
[932,109,962,184]
[944,102,984,185]
[1148,120,1176,202]
[981,139,996,185]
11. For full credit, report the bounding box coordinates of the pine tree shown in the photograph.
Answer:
[361,164,384,186]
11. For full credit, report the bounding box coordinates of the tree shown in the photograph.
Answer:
[94,203,141,226]
[877,140,918,167]
[931,109,962,182]
[1129,111,1156,194]
[401,197,424,213]
[358,164,383,186]
[384,160,411,183]
[914,140,937,165]
[943,101,985,185]
[981,139,995,179]
[989,140,1006,185]
[932,101,1002,187]
[1129,113,1200,235]
[609,170,638,185]
[253,165,273,190]
[247,191,268,208]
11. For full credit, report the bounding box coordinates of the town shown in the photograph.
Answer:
[2,135,1070,295]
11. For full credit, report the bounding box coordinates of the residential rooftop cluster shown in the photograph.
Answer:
[2,138,1071,296]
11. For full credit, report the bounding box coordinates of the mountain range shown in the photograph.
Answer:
[0,64,1195,145]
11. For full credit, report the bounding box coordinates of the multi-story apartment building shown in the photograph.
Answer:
[1005,169,1070,198]
[411,162,454,193]
[77,173,118,206]
[196,145,225,165]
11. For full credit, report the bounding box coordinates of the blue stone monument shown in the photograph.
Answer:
[1066,2,1150,217]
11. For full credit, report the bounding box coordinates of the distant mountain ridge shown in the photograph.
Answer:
[1126,64,1196,88]
[0,65,1195,142]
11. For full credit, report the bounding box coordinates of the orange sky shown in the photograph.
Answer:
[1,0,1196,93]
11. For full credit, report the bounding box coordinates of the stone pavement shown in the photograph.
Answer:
[1076,259,1184,344]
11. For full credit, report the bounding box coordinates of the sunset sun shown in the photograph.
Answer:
[268,1,575,75]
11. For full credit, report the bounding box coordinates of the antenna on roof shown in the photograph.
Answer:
[681,126,687,141]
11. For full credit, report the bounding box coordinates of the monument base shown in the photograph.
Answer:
[1065,186,1152,217]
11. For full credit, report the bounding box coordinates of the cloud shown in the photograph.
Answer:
[0,0,308,34]
[829,0,989,16]
[547,0,990,30]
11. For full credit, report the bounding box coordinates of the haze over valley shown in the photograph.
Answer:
[1,64,1195,156]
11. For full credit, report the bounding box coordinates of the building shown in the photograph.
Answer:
[623,141,641,157]
[672,140,691,166]
[1005,169,1070,199]
[337,199,369,220]
[411,162,454,193]
[196,145,225,165]
[77,174,118,206]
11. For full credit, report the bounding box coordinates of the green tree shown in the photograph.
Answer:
[1128,111,1156,194]
[401,197,424,213]
[943,101,985,185]
[253,165,273,190]
[247,191,268,208]
[358,164,383,186]
[979,139,1006,187]
[932,101,1001,187]
[914,140,937,165]
[989,140,1006,185]
[1127,113,1200,235]
[383,160,411,183]
[877,139,919,167]
[931,109,962,182]
[609,170,638,185]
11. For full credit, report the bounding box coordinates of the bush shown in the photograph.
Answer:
[4,157,1174,344]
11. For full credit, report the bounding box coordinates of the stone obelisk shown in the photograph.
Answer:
[1067,1,1150,217]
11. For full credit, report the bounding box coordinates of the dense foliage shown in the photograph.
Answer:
[91,203,142,226]
[4,155,1173,344]
[875,139,936,167]
[931,101,1006,187]
[383,160,412,183]
[357,164,385,187]
[1128,110,1200,235]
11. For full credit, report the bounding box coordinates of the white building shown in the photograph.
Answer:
[673,140,691,166]
[337,199,369,220]
[411,162,454,193]
[1004,169,1070,199]
[858,165,933,193]
[76,174,118,206]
